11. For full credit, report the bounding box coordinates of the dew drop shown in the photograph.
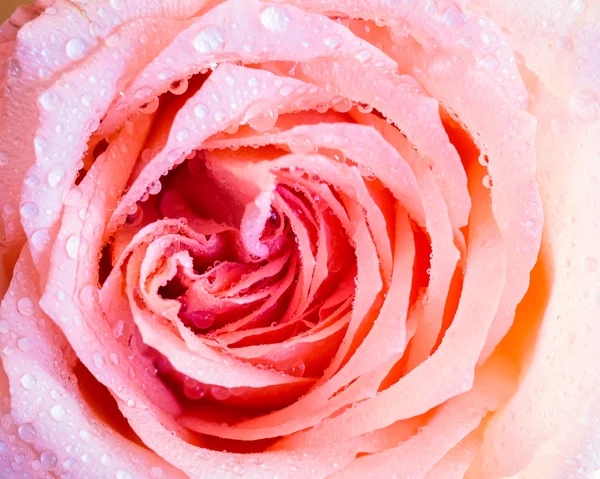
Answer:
[17,298,34,317]
[17,338,31,351]
[116,469,132,479]
[50,405,66,421]
[481,31,497,44]
[193,26,226,54]
[357,102,373,114]
[247,101,278,132]
[260,5,291,32]
[279,85,294,97]
[355,49,372,63]
[17,424,36,442]
[147,180,162,195]
[139,97,159,114]
[38,90,59,111]
[65,38,87,60]
[569,88,600,123]
[20,374,37,389]
[109,0,125,11]
[443,6,465,26]
[176,128,191,142]
[20,202,39,219]
[571,0,587,13]
[214,110,228,123]
[480,53,498,72]
[482,174,493,188]
[93,352,105,369]
[0,152,7,166]
[324,34,343,50]
[101,454,112,466]
[47,164,67,188]
[79,429,92,442]
[332,96,352,113]
[79,284,100,306]
[478,154,489,166]
[31,229,51,250]
[194,103,209,119]
[66,234,85,259]
[40,451,57,470]
[169,78,188,95]
[211,385,231,401]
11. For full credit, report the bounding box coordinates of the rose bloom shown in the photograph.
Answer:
[0,0,598,477]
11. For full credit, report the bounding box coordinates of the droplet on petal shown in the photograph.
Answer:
[193,26,226,54]
[260,5,291,32]
[65,38,87,60]
[17,298,34,317]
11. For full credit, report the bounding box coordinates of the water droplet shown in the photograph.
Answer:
[571,0,587,13]
[40,451,57,470]
[211,386,231,401]
[93,352,105,368]
[66,234,86,259]
[332,96,352,113]
[581,256,598,273]
[17,298,34,317]
[147,180,162,195]
[480,53,498,72]
[214,110,228,123]
[20,202,39,219]
[279,85,294,97]
[101,454,112,465]
[139,97,159,114]
[17,338,31,351]
[357,102,373,113]
[176,128,191,142]
[481,31,497,44]
[260,5,291,32]
[324,34,343,50]
[47,164,67,188]
[79,284,100,306]
[169,78,188,95]
[65,38,87,60]
[50,405,66,421]
[109,0,125,10]
[570,89,600,122]
[38,90,59,111]
[194,104,209,119]
[0,152,7,166]
[425,0,438,14]
[116,469,132,479]
[193,26,226,54]
[290,362,306,377]
[247,101,278,132]
[443,6,465,26]
[34,136,47,154]
[17,424,36,442]
[79,429,92,442]
[478,154,489,166]
[31,228,51,249]
[184,380,206,400]
[482,174,493,188]
[355,49,372,63]
[20,374,36,389]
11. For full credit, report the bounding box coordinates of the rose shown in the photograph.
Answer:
[0,0,598,477]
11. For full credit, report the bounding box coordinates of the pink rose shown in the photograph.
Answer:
[0,0,598,477]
